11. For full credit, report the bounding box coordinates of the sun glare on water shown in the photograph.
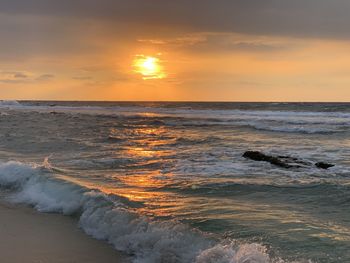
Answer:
[133,55,166,80]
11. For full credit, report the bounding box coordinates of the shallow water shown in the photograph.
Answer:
[0,100,349,262]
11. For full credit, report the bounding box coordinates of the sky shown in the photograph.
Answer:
[1,0,350,101]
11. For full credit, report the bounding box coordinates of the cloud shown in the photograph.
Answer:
[138,33,290,53]
[138,35,207,47]
[0,13,105,62]
[13,72,28,78]
[0,71,28,83]
[36,74,55,81]
[0,71,54,83]
[1,0,350,39]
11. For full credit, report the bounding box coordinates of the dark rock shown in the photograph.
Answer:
[243,151,295,168]
[315,162,334,169]
[242,151,333,170]
[277,156,310,166]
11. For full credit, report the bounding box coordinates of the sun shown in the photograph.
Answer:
[133,55,166,80]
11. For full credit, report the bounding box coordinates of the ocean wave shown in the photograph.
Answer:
[4,102,350,135]
[242,122,345,134]
[0,160,289,263]
[173,136,221,146]
[162,181,350,206]
[8,102,350,119]
[0,100,22,107]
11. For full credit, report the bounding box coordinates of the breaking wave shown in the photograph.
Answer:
[0,160,290,263]
[0,100,21,107]
[2,101,350,135]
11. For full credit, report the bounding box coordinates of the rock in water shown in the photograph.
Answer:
[242,151,295,168]
[242,151,334,169]
[315,162,335,169]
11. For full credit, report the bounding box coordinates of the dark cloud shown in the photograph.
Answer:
[1,71,29,78]
[36,74,55,81]
[0,14,105,61]
[13,72,28,78]
[0,71,28,83]
[0,0,350,39]
[0,71,54,83]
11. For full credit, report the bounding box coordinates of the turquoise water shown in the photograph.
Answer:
[0,101,349,262]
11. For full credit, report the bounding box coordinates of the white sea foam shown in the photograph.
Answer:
[241,122,343,134]
[0,160,284,263]
[6,102,349,134]
[0,100,21,107]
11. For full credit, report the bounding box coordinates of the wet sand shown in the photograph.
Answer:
[0,201,130,263]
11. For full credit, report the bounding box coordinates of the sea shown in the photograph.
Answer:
[0,100,349,263]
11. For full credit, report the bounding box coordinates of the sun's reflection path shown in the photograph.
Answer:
[105,119,186,218]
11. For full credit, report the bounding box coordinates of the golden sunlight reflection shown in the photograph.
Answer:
[104,123,190,218]
[133,55,166,80]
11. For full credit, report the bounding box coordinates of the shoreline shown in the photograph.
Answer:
[0,200,130,263]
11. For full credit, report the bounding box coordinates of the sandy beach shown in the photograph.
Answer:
[0,201,129,263]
